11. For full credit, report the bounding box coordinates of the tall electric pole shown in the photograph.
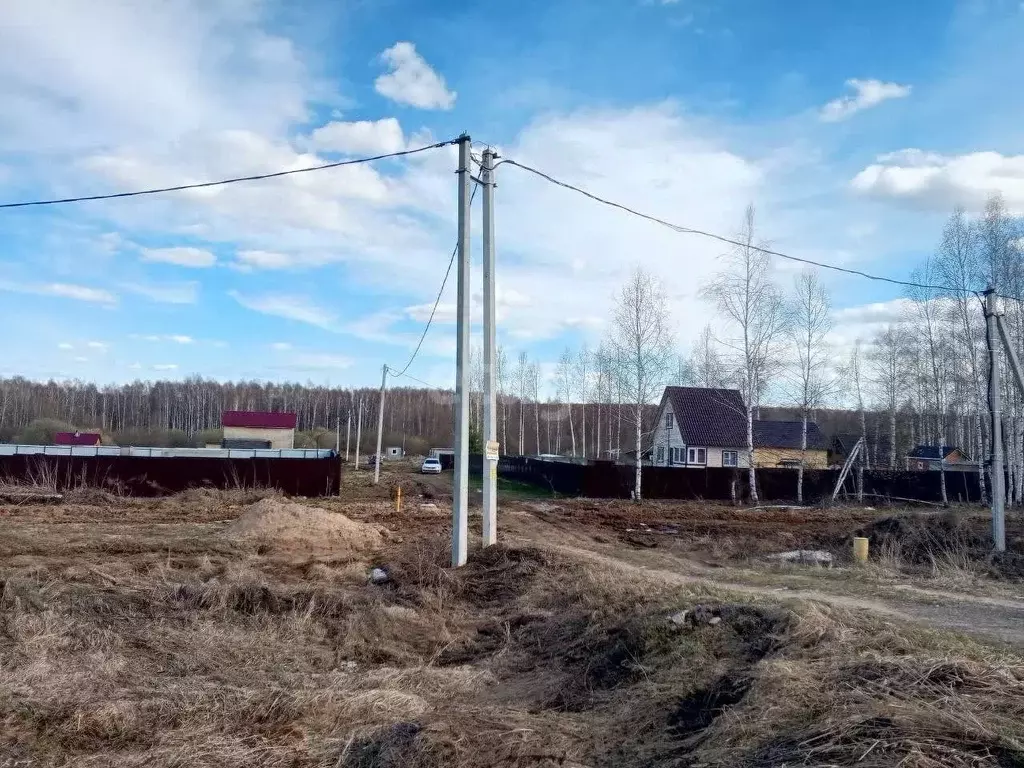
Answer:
[482,147,498,547]
[452,135,472,567]
[984,287,1006,552]
[373,365,388,485]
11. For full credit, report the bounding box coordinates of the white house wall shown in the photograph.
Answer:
[652,398,749,468]
[223,426,295,450]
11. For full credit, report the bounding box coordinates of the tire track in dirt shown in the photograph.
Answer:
[504,508,1024,649]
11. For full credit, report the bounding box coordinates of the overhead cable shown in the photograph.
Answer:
[499,158,977,295]
[387,183,479,380]
[0,139,460,209]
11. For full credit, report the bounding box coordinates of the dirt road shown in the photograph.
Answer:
[501,507,1024,649]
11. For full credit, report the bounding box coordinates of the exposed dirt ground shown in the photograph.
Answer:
[3,466,1024,766]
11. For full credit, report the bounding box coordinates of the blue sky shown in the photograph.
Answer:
[1,0,1023,389]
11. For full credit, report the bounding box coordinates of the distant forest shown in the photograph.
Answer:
[0,375,940,464]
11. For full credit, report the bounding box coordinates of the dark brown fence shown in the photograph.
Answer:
[0,455,342,497]
[498,456,984,504]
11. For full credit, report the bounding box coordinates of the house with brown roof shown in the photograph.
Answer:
[652,387,829,470]
[752,420,828,468]
[221,411,297,450]
[652,387,750,468]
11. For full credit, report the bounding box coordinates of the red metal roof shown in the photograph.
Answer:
[54,431,102,446]
[221,410,297,429]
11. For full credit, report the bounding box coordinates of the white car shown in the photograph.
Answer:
[420,457,442,474]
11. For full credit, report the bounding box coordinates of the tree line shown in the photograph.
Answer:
[0,195,1020,503]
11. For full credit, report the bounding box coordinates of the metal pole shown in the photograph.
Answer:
[373,365,387,485]
[355,397,363,471]
[482,148,498,547]
[985,288,1006,552]
[452,134,472,567]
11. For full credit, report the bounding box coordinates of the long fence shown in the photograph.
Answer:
[0,454,342,497]
[498,457,984,504]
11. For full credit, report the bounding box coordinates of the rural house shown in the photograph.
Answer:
[221,411,297,450]
[905,445,975,472]
[54,431,101,447]
[652,387,750,468]
[652,386,829,470]
[752,420,828,468]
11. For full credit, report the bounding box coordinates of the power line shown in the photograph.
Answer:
[0,139,460,209]
[499,157,975,296]
[387,182,479,380]
[389,370,441,389]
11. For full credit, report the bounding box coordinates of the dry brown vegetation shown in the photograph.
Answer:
[2,490,1024,767]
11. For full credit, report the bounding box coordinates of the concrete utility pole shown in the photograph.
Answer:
[984,288,1006,552]
[482,147,498,547]
[373,365,388,485]
[452,134,472,567]
[355,398,363,471]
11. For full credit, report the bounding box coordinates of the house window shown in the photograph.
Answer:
[665,413,673,430]
[723,450,738,467]
[656,446,665,463]
[671,447,681,464]
[687,447,706,465]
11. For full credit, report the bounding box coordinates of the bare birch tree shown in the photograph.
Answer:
[576,345,591,458]
[609,267,674,501]
[516,351,529,455]
[869,324,910,469]
[689,324,728,388]
[556,348,577,456]
[849,341,867,499]
[702,205,788,504]
[786,269,834,503]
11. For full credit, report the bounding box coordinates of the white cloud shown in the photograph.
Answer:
[0,280,117,304]
[850,149,1024,212]
[272,352,354,371]
[121,281,198,304]
[307,118,405,154]
[73,356,88,363]
[0,0,316,153]
[229,290,339,331]
[128,362,142,370]
[140,246,216,268]
[374,42,456,110]
[820,79,911,122]
[86,341,107,351]
[152,363,178,371]
[270,342,292,351]
[57,342,73,350]
[233,250,296,270]
[169,335,193,344]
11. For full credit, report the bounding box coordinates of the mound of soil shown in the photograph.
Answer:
[854,511,986,564]
[225,498,385,555]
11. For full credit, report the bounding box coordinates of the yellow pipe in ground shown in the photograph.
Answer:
[853,537,869,564]
[396,486,402,514]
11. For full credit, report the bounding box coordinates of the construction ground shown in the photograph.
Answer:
[3,459,1024,767]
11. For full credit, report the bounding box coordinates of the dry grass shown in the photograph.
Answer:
[1,491,1023,767]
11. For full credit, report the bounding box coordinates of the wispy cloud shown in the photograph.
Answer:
[229,290,339,331]
[152,363,178,371]
[140,246,216,268]
[0,280,117,305]
[820,79,911,122]
[121,281,198,305]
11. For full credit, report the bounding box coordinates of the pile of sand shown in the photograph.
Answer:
[225,498,385,555]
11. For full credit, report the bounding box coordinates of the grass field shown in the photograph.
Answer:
[2,475,1023,766]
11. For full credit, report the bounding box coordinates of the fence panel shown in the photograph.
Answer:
[0,455,343,497]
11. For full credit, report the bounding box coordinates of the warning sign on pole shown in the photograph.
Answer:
[485,441,500,461]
